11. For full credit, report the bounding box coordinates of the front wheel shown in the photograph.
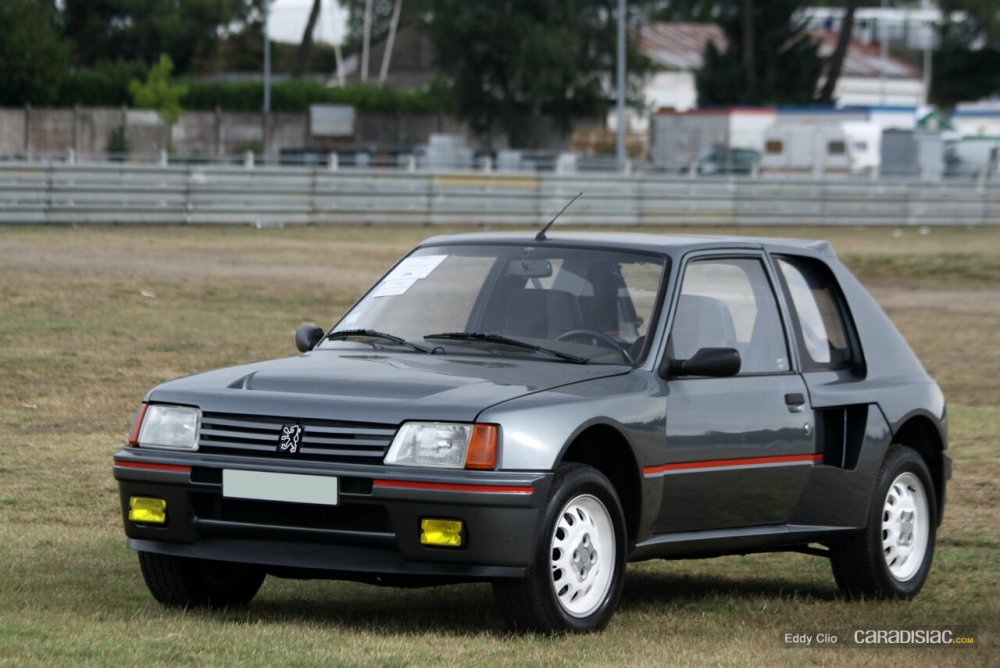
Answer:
[138,551,265,608]
[493,464,627,633]
[830,445,937,599]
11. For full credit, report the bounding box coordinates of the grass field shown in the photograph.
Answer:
[0,224,997,667]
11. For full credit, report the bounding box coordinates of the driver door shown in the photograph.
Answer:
[654,254,816,533]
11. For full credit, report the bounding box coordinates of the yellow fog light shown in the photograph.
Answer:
[129,497,167,524]
[420,518,463,547]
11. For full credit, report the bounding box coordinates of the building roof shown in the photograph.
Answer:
[637,23,726,72]
[638,22,921,79]
[809,29,921,78]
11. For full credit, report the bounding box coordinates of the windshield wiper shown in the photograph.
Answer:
[424,332,589,364]
[327,329,433,354]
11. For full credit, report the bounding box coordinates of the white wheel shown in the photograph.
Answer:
[830,445,938,599]
[492,464,626,633]
[549,494,616,618]
[881,472,930,581]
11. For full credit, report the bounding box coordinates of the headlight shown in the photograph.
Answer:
[385,422,498,469]
[136,405,201,451]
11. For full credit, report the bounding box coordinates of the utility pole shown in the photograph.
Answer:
[615,0,627,172]
[741,0,756,101]
[379,0,403,84]
[263,0,271,159]
[879,0,888,106]
[361,0,373,83]
[263,0,271,113]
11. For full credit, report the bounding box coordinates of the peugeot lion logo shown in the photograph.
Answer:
[278,425,303,455]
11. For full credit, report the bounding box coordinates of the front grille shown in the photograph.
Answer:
[198,412,396,464]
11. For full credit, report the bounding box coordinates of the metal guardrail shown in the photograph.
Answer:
[0,163,996,226]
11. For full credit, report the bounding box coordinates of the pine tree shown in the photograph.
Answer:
[696,0,823,106]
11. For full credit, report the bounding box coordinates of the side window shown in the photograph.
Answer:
[775,256,853,370]
[671,258,790,374]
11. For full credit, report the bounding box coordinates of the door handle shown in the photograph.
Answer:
[785,393,806,413]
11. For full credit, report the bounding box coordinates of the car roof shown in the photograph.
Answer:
[417,231,836,258]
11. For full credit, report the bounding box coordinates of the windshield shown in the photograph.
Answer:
[319,244,668,365]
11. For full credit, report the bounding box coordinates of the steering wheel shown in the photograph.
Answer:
[556,329,632,362]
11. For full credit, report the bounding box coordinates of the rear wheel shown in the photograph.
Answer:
[138,551,265,608]
[493,464,626,633]
[830,446,937,599]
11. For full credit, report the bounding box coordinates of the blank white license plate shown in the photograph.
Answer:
[222,470,339,506]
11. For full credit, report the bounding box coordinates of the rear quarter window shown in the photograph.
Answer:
[774,255,856,371]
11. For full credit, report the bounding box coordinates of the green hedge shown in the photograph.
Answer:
[184,79,451,114]
[55,61,148,107]
[47,66,450,115]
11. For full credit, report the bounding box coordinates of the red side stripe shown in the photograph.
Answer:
[644,453,823,477]
[373,479,533,494]
[114,460,192,474]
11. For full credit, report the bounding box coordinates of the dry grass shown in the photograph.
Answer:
[0,224,997,666]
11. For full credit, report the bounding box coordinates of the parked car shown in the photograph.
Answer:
[696,146,761,175]
[115,231,948,633]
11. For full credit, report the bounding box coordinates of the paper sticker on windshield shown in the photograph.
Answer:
[371,277,419,297]
[387,254,447,280]
[370,254,447,297]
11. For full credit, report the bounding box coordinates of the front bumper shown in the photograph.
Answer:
[114,449,551,580]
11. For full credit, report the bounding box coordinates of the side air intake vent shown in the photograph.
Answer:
[817,405,869,470]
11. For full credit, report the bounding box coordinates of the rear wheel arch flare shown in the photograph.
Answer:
[557,424,642,545]
[891,414,946,522]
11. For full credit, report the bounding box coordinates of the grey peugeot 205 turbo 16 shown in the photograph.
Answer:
[115,230,948,633]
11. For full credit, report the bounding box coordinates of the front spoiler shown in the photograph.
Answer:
[127,537,527,581]
[114,449,551,578]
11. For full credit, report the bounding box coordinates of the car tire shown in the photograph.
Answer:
[830,445,937,599]
[138,551,265,608]
[493,463,626,634]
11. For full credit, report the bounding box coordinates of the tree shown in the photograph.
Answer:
[343,0,416,52]
[931,0,1000,107]
[61,0,261,74]
[645,0,724,22]
[423,0,650,147]
[816,0,859,104]
[0,0,70,105]
[129,54,188,125]
[939,0,1000,46]
[292,0,324,78]
[932,44,1000,108]
[696,0,823,106]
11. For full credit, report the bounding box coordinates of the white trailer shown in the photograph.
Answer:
[648,107,775,172]
[761,107,915,176]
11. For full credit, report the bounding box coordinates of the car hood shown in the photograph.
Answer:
[146,350,631,424]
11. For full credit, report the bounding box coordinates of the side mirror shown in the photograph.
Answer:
[666,347,741,378]
[295,323,325,353]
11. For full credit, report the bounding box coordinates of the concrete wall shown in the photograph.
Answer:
[28,109,76,155]
[0,109,27,153]
[0,107,468,157]
[77,108,128,154]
